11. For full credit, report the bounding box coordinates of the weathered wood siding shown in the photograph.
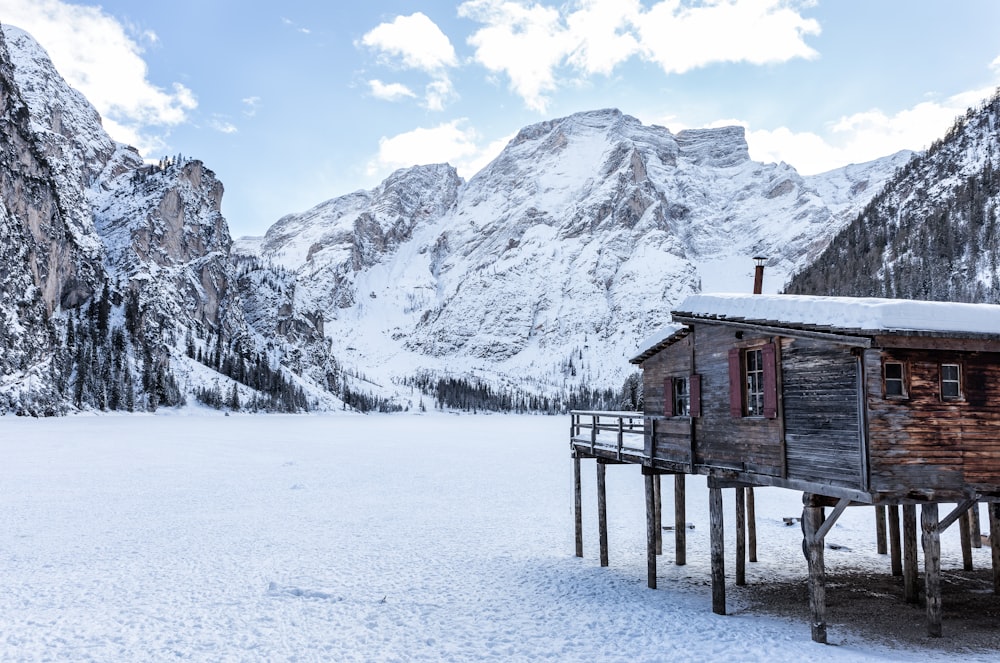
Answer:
[781,338,864,489]
[866,347,1000,498]
[642,334,693,466]
[692,325,783,475]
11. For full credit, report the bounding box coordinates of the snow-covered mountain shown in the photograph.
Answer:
[788,89,1000,302]
[0,25,338,414]
[250,109,910,397]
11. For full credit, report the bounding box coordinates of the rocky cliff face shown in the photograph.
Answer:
[0,26,334,414]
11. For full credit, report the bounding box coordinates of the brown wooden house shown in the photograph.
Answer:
[570,291,1000,642]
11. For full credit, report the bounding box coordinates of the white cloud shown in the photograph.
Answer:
[368,120,513,181]
[361,13,457,72]
[368,80,418,102]
[992,54,1000,73]
[0,0,196,155]
[459,0,570,112]
[241,96,261,117]
[370,120,480,175]
[208,118,238,134]
[459,0,819,112]
[362,13,458,111]
[741,86,998,175]
[564,0,642,76]
[424,78,457,111]
[636,0,819,74]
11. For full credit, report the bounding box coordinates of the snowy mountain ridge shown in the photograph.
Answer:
[249,108,912,397]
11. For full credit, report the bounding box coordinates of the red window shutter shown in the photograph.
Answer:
[762,342,778,419]
[664,378,674,417]
[728,348,742,417]
[690,373,701,417]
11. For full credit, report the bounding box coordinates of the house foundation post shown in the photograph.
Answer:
[921,503,942,637]
[709,484,726,614]
[903,505,919,604]
[875,505,887,555]
[644,468,657,589]
[959,507,973,571]
[597,460,609,567]
[736,487,747,586]
[989,502,1000,594]
[888,505,902,576]
[674,473,687,566]
[971,501,982,549]
[654,474,663,556]
[803,495,827,644]
[574,455,583,558]
[747,487,758,563]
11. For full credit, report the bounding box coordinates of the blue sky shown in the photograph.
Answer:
[3,1,999,237]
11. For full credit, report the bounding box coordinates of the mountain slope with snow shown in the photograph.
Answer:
[254,109,909,395]
[787,89,1000,302]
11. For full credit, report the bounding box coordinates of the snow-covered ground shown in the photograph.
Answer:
[0,414,995,662]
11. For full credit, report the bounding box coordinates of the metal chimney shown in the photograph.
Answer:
[752,257,765,294]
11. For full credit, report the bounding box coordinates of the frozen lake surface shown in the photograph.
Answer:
[0,414,996,662]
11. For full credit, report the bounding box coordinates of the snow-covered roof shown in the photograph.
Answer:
[674,293,1000,336]
[632,293,1000,364]
[631,323,687,363]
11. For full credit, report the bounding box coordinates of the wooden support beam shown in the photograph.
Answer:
[597,461,609,567]
[875,505,887,555]
[903,504,919,604]
[971,501,983,549]
[736,487,746,586]
[921,503,942,638]
[959,508,973,572]
[990,502,1000,595]
[574,455,583,558]
[674,473,687,566]
[938,498,976,533]
[888,505,902,576]
[814,497,850,542]
[645,472,657,589]
[654,474,663,556]
[747,487,758,563]
[710,485,726,615]
[803,502,827,644]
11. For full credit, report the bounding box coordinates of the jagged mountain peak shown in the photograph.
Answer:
[246,108,908,396]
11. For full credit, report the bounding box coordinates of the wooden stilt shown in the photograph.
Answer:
[709,485,726,615]
[888,505,902,576]
[971,501,983,549]
[654,474,663,556]
[645,471,657,589]
[875,505,887,555]
[736,487,747,586]
[921,503,942,638]
[959,507,973,572]
[989,502,1000,594]
[674,473,686,566]
[574,455,583,558]
[903,504,919,604]
[597,461,608,567]
[747,487,758,563]
[803,500,828,644]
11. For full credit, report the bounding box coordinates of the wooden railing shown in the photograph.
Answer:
[570,410,646,461]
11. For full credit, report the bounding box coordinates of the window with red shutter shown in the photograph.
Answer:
[664,378,674,417]
[728,348,742,417]
[762,343,778,419]
[690,374,701,417]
